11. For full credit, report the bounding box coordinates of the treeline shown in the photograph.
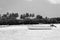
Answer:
[0,12,59,25]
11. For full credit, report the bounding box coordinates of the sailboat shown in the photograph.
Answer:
[28,24,56,30]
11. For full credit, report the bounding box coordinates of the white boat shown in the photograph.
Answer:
[28,24,56,30]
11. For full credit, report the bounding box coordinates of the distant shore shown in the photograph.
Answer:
[0,24,59,28]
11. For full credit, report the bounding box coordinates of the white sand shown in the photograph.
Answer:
[0,24,59,40]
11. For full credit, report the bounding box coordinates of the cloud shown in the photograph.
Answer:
[48,0,60,4]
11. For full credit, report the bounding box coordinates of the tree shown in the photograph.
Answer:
[36,15,43,19]
[50,18,57,23]
[0,14,1,19]
[26,13,29,17]
[20,14,26,19]
[14,13,19,17]
[20,14,23,19]
[9,13,19,19]
[2,14,7,20]
[30,13,35,17]
[6,12,9,15]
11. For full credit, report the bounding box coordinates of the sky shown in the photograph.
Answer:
[0,0,60,18]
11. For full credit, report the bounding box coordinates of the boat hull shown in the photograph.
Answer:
[28,25,52,30]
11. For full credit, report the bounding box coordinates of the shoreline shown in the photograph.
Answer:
[0,24,59,29]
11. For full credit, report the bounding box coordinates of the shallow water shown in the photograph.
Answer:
[0,24,59,40]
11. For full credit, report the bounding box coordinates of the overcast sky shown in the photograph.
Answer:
[0,0,60,18]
